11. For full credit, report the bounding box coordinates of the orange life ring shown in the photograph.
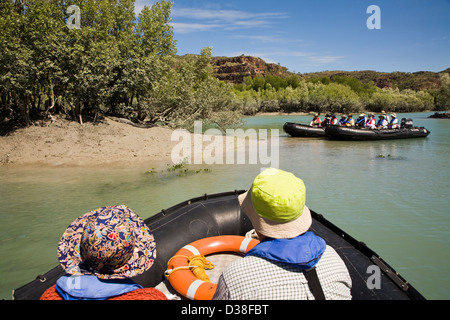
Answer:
[166,235,259,300]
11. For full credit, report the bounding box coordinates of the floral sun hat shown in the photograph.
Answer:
[58,205,156,279]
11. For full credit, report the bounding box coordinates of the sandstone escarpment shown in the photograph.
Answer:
[211,56,287,84]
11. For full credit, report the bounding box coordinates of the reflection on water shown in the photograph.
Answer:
[1,112,449,299]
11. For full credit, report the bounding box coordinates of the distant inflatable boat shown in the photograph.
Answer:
[283,122,326,137]
[325,125,430,141]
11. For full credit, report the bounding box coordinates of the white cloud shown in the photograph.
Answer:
[162,3,345,69]
[233,35,304,44]
[170,6,287,33]
[170,22,223,34]
[307,55,345,65]
[172,8,286,23]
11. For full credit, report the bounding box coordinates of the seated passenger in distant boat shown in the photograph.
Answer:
[310,114,321,127]
[321,114,331,127]
[355,114,366,128]
[345,114,354,127]
[381,110,390,123]
[330,114,338,125]
[365,114,376,129]
[376,115,388,129]
[338,115,348,126]
[388,113,399,129]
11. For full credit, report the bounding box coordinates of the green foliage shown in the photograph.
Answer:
[136,1,176,57]
[0,0,237,129]
[307,76,331,85]
[303,70,443,92]
[306,82,362,114]
[0,0,66,125]
[241,74,302,92]
[332,76,378,97]
[366,88,434,113]
[230,73,437,115]
[146,47,235,129]
[435,73,450,111]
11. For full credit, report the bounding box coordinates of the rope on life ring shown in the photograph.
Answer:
[165,235,259,300]
[166,255,215,282]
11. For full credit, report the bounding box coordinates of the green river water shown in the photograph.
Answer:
[1,112,449,300]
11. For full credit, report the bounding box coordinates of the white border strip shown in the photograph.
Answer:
[240,237,252,253]
[183,244,200,256]
[186,279,204,300]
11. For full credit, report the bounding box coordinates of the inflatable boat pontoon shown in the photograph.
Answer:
[325,118,430,141]
[283,122,326,137]
[13,191,425,300]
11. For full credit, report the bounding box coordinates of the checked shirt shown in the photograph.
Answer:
[212,245,352,300]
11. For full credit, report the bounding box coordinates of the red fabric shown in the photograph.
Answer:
[110,288,168,300]
[40,286,63,300]
[40,285,168,300]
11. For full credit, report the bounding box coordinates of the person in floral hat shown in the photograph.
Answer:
[40,205,167,300]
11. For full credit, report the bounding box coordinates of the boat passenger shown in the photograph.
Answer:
[309,114,321,127]
[330,114,338,125]
[381,110,390,123]
[365,114,376,129]
[321,114,331,127]
[388,113,399,129]
[213,168,352,300]
[345,114,355,127]
[376,115,388,129]
[40,205,168,300]
[338,114,347,126]
[355,114,366,127]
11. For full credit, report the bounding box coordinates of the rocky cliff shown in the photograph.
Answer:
[211,55,288,84]
[210,55,448,91]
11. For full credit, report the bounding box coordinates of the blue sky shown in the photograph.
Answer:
[135,0,450,74]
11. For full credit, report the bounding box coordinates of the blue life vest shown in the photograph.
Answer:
[55,274,143,300]
[245,232,327,270]
[356,118,365,125]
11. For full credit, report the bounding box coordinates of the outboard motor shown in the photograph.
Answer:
[401,118,413,128]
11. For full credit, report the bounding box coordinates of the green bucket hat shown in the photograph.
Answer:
[238,168,312,239]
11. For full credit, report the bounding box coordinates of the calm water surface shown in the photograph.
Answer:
[1,112,449,299]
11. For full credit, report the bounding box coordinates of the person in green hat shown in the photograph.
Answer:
[213,168,352,300]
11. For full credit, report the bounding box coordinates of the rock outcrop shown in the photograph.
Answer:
[428,112,450,119]
[211,56,288,84]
